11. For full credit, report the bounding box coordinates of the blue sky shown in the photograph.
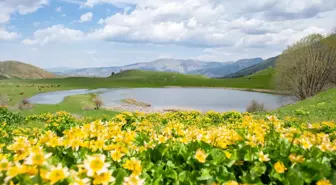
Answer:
[0,0,335,68]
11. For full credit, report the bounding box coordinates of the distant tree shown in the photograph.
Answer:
[276,34,336,100]
[93,98,103,110]
[246,100,266,113]
[111,72,115,76]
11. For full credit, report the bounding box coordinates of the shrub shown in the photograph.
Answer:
[0,107,24,124]
[18,99,32,110]
[276,34,336,100]
[93,98,103,110]
[246,100,266,113]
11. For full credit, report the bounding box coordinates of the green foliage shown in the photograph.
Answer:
[1,111,335,184]
[0,107,24,124]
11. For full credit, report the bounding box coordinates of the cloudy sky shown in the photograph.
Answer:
[0,0,335,68]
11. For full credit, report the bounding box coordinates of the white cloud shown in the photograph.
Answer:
[56,7,62,12]
[86,0,335,48]
[0,28,20,41]
[0,0,48,24]
[22,25,84,45]
[60,0,84,5]
[3,0,336,68]
[80,12,93,23]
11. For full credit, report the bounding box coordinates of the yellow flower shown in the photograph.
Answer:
[274,161,287,174]
[289,154,305,164]
[316,179,332,185]
[5,163,26,182]
[84,154,110,177]
[224,151,232,159]
[224,181,239,185]
[258,151,270,162]
[301,139,312,150]
[70,178,90,185]
[7,137,29,153]
[123,174,145,185]
[0,158,10,171]
[93,171,115,185]
[24,148,51,166]
[46,164,69,184]
[123,158,142,176]
[195,149,208,163]
[111,150,125,162]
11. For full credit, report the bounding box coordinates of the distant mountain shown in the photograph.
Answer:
[191,58,263,78]
[57,58,263,78]
[0,61,57,79]
[46,67,78,73]
[223,56,278,78]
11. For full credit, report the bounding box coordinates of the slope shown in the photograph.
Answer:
[0,61,57,79]
[191,58,263,77]
[223,56,278,78]
[24,69,275,90]
[274,88,336,122]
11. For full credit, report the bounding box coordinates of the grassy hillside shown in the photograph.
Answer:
[0,61,57,79]
[23,94,118,119]
[273,88,336,122]
[223,56,278,78]
[21,69,275,90]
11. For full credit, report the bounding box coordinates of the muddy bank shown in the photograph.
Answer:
[104,98,197,113]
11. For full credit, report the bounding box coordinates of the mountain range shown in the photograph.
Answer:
[222,56,278,78]
[49,58,264,78]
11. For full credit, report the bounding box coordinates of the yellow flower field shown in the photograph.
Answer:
[0,108,336,185]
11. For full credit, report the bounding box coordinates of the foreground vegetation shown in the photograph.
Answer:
[274,88,336,122]
[0,108,335,185]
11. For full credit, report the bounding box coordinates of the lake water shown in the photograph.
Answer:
[29,88,292,112]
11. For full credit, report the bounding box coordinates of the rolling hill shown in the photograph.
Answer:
[52,58,263,78]
[0,61,57,79]
[26,69,275,90]
[223,56,278,78]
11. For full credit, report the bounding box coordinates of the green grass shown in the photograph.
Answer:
[21,94,118,119]
[22,69,275,89]
[0,79,72,106]
[273,88,336,122]
[0,80,117,118]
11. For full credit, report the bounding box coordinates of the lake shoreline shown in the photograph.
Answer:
[104,104,199,113]
[164,86,285,95]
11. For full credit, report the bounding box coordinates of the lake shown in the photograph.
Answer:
[29,87,292,112]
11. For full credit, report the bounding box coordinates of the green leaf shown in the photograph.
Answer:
[113,168,128,185]
[285,169,304,185]
[153,176,163,185]
[250,162,266,179]
[178,171,187,182]
[165,169,178,180]
[197,169,213,181]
